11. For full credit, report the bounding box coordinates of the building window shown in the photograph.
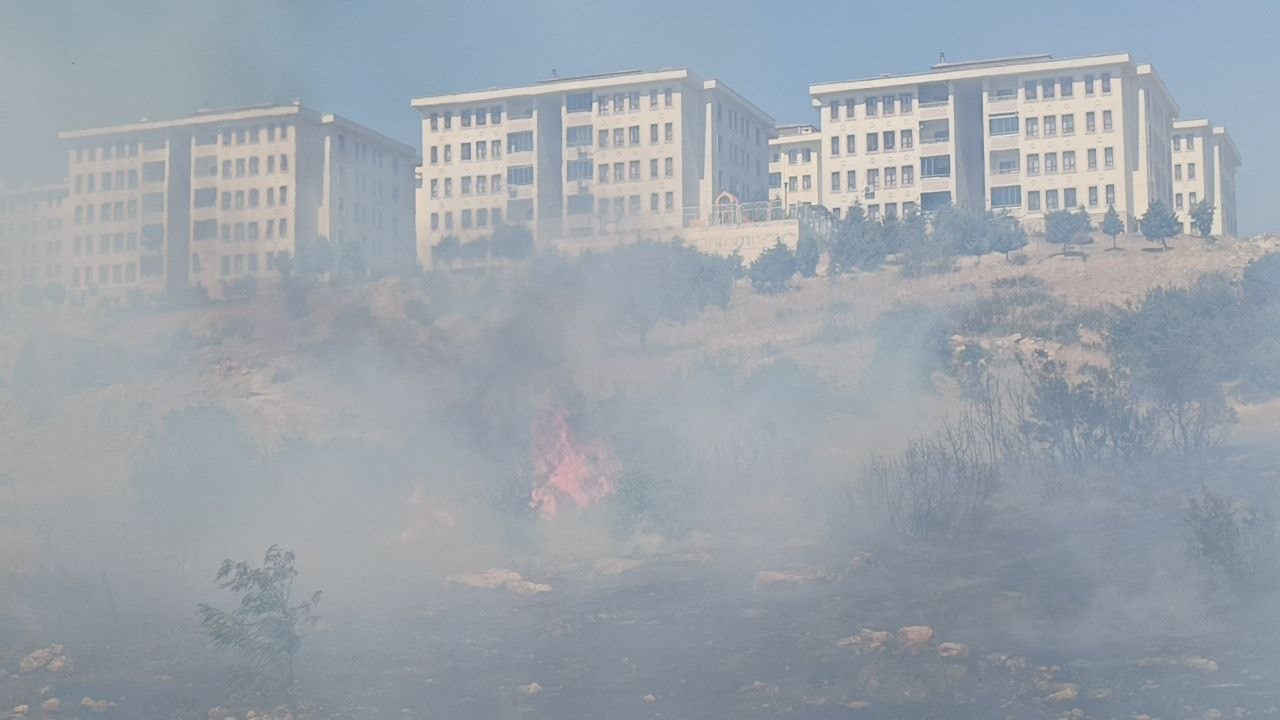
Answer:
[900,129,913,149]
[1046,189,1059,210]
[664,157,673,177]
[1174,164,1182,180]
[1086,112,1096,133]
[1060,77,1073,97]
[1188,162,1196,179]
[650,124,659,144]
[1103,110,1113,131]
[865,97,879,117]
[1064,188,1077,207]
[1190,191,1197,205]
[1105,184,1115,206]
[866,133,878,152]
[991,185,1021,208]
[461,143,472,161]
[1045,152,1058,173]
[507,131,534,153]
[1173,136,1182,151]
[649,158,659,178]
[664,88,673,107]
[629,160,640,180]
[1101,72,1112,93]
[1027,190,1041,211]
[1104,147,1114,168]
[1186,135,1195,150]
[829,100,839,120]
[566,92,593,113]
[831,136,841,156]
[882,95,895,114]
[1087,148,1097,170]
[901,165,913,186]
[1025,117,1038,138]
[1024,80,1037,100]
[566,125,593,147]
[988,114,1019,136]
[1026,154,1040,175]
[461,177,472,195]
[1063,151,1076,172]
[885,167,897,187]
[1084,74,1095,95]
[1062,114,1074,135]
[612,128,624,147]
[629,126,640,146]
[1044,116,1056,137]
[883,131,895,151]
[1176,193,1184,209]
[597,129,608,149]
[900,93,914,113]
[1042,79,1055,98]
[866,169,878,188]
[831,171,841,192]
[664,122,673,142]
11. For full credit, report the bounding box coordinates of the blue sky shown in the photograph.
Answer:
[2,0,1276,235]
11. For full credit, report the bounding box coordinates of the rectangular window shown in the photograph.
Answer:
[1046,189,1059,210]
[1187,135,1195,150]
[1024,80,1038,100]
[847,170,856,190]
[900,129,913,149]
[1063,151,1076,172]
[885,167,897,187]
[279,218,288,237]
[1103,110,1113,131]
[629,160,640,179]
[1026,117,1038,138]
[280,154,288,171]
[1087,148,1097,170]
[508,165,534,185]
[831,136,841,156]
[1173,136,1182,150]
[664,157,673,177]
[1027,190,1041,211]
[1084,74,1095,95]
[901,165,913,186]
[142,161,165,182]
[142,192,164,213]
[1060,77,1073,97]
[1027,154,1040,175]
[664,122,673,142]
[831,171,841,192]
[1101,72,1112,93]
[1190,191,1197,205]
[461,177,472,195]
[568,158,591,180]
[566,125,593,147]
[476,142,487,160]
[1042,79,1055,98]
[845,98,856,117]
[1175,164,1183,180]
[664,88,673,107]
[1062,114,1074,135]
[194,187,217,208]
[865,97,879,117]
[443,145,452,163]
[598,164,609,182]
[650,193,659,213]
[566,91,593,113]
[991,185,1021,208]
[1176,193,1184,209]
[1104,147,1114,168]
[279,186,288,205]
[629,126,640,146]
[649,158,658,178]
[665,191,674,211]
[1188,162,1196,179]
[900,93,914,112]
[829,100,840,120]
[461,209,472,228]
[491,140,501,158]
[1105,184,1116,206]
[883,130,895,151]
[650,124,659,144]
[866,133,879,152]
[1045,152,1058,173]
[1044,116,1056,136]
[613,128,624,147]
[628,91,640,111]
[921,155,951,177]
[988,114,1019,136]
[507,131,534,153]
[1086,111,1096,133]
[443,178,452,197]
[866,169,879,188]
[477,175,487,193]
[1064,188,1077,207]
[598,129,608,149]
[882,95,895,114]
[492,174,501,192]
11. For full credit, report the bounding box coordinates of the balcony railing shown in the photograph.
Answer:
[921,134,951,144]
[991,166,1020,175]
[919,100,949,108]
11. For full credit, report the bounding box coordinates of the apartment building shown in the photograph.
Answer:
[1172,119,1239,237]
[808,53,1179,230]
[59,102,416,300]
[412,68,773,257]
[768,124,823,213]
[0,182,69,306]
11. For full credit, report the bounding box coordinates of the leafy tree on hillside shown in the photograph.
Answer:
[932,205,991,257]
[198,546,321,701]
[749,240,796,294]
[490,222,535,260]
[829,204,889,274]
[1140,200,1179,251]
[1101,204,1125,250]
[1191,199,1216,241]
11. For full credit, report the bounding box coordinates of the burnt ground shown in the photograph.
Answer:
[5,453,1280,720]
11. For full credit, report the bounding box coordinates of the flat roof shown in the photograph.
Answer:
[703,78,776,127]
[411,68,698,109]
[320,113,418,157]
[0,181,68,198]
[1173,117,1212,129]
[60,103,311,140]
[810,51,1133,97]
[1136,63,1179,116]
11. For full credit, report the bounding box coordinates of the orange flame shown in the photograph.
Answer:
[529,409,621,518]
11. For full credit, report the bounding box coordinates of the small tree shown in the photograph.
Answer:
[1140,200,1179,251]
[432,235,461,268]
[294,236,335,280]
[1101,204,1125,251]
[795,230,821,278]
[748,240,796,294]
[989,213,1028,260]
[490,222,535,260]
[197,546,322,702]
[1044,209,1087,256]
[1190,199,1216,241]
